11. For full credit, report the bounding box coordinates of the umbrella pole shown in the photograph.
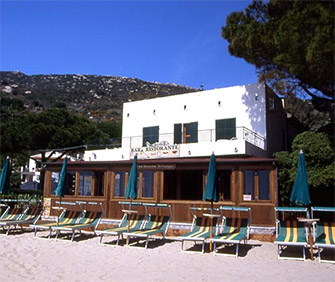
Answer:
[127,199,132,232]
[210,201,213,252]
[57,196,62,226]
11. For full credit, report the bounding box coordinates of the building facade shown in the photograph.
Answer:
[43,83,287,229]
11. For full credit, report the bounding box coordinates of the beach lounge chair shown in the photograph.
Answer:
[123,203,172,249]
[30,203,82,239]
[0,206,27,222]
[274,207,308,260]
[52,202,104,242]
[311,207,335,263]
[0,205,42,235]
[210,206,250,257]
[178,207,220,253]
[97,202,146,246]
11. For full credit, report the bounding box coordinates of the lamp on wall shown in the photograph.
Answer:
[218,101,221,107]
[188,151,191,155]
[127,113,130,117]
[153,109,156,115]
[184,105,187,110]
[255,93,259,100]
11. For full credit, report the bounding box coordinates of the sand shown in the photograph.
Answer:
[0,231,334,282]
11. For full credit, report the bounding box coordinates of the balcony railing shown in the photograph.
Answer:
[122,127,266,150]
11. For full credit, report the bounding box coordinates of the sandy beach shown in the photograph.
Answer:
[0,230,334,282]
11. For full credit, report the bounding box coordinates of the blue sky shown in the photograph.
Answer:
[0,1,258,90]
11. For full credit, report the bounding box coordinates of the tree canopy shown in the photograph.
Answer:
[222,0,334,106]
[275,132,335,206]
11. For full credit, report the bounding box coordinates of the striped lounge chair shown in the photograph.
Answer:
[210,206,250,257]
[97,213,146,246]
[274,207,308,261]
[124,203,172,249]
[312,207,335,263]
[52,209,103,242]
[0,205,42,235]
[178,207,220,253]
[274,219,308,260]
[30,209,83,239]
[0,206,27,222]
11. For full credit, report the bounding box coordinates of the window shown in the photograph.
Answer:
[142,171,154,198]
[217,170,232,201]
[243,170,270,201]
[51,171,76,196]
[114,171,126,197]
[163,170,202,200]
[79,171,93,196]
[216,118,236,140]
[174,122,198,144]
[143,126,159,146]
[258,170,270,200]
[243,171,255,200]
[78,171,105,196]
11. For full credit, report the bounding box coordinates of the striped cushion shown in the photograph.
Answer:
[213,217,248,242]
[315,221,335,246]
[275,220,306,244]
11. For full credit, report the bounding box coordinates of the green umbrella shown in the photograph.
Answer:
[125,155,138,232]
[55,157,67,224]
[203,153,218,205]
[126,155,138,200]
[55,157,67,198]
[290,150,311,207]
[202,153,218,252]
[0,156,11,206]
[0,156,11,195]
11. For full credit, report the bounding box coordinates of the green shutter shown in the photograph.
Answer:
[216,118,236,140]
[186,122,198,143]
[174,124,182,144]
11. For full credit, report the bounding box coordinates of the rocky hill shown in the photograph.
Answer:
[0,71,198,121]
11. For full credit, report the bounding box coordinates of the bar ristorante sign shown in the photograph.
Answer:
[130,141,180,159]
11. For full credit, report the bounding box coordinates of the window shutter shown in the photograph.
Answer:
[174,124,182,144]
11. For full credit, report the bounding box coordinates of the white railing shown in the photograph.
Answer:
[122,126,266,150]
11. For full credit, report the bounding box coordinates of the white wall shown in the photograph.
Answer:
[121,83,266,145]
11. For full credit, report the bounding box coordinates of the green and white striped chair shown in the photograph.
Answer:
[178,207,220,253]
[210,206,250,257]
[274,207,308,260]
[312,207,335,263]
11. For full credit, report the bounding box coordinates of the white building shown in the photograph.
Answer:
[84,83,287,161]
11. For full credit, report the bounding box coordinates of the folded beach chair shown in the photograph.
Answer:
[274,207,308,261]
[0,205,42,235]
[210,206,250,257]
[30,204,82,239]
[52,202,104,242]
[97,202,146,246]
[123,203,172,249]
[311,207,335,263]
[178,207,220,253]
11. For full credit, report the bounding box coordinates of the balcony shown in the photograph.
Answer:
[122,127,266,150]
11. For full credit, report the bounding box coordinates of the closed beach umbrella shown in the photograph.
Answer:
[0,156,11,196]
[55,157,67,224]
[55,157,67,198]
[203,153,218,252]
[126,155,138,200]
[290,150,311,207]
[203,153,218,205]
[126,155,138,232]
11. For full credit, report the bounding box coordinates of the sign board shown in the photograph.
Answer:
[42,197,51,217]
[130,142,180,159]
[243,194,252,201]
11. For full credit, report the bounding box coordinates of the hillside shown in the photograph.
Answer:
[0,71,198,121]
